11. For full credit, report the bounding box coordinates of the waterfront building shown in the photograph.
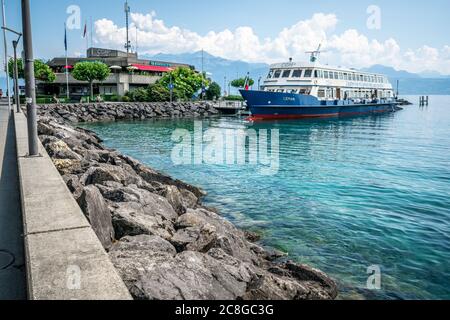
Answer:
[39,47,194,99]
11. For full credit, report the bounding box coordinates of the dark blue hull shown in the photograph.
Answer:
[240,90,400,120]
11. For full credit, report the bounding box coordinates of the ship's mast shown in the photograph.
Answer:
[306,44,322,63]
[124,1,131,53]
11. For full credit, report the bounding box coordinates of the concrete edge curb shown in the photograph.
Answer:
[13,110,132,300]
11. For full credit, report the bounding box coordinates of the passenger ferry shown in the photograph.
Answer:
[240,47,400,120]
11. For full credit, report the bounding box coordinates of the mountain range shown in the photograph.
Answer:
[362,65,450,94]
[149,52,450,95]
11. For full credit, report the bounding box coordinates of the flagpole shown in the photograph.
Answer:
[244,72,250,91]
[90,16,93,48]
[83,19,89,53]
[65,52,69,100]
[64,23,69,100]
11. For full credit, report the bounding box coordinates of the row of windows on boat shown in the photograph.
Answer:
[267,69,389,83]
[264,87,394,98]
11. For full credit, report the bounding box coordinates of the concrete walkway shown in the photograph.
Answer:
[0,100,26,300]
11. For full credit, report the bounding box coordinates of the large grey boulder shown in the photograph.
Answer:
[77,185,115,250]
[37,121,56,136]
[207,248,337,300]
[81,164,142,186]
[110,188,178,240]
[63,174,84,200]
[163,185,186,215]
[109,235,177,296]
[41,136,82,161]
[110,234,338,301]
[120,186,179,222]
[176,208,260,265]
[110,237,254,300]
[266,262,339,300]
[96,182,139,203]
[179,189,199,209]
[171,224,217,253]
[119,154,206,199]
[52,159,82,176]
[95,182,179,241]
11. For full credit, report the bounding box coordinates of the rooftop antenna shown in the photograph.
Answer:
[306,44,322,63]
[124,0,131,53]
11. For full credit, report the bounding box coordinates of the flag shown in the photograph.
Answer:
[83,22,87,38]
[244,72,250,91]
[64,24,68,52]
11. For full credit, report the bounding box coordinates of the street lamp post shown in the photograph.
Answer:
[21,0,39,156]
[1,26,22,113]
[12,40,20,113]
[169,72,173,103]
[224,76,227,97]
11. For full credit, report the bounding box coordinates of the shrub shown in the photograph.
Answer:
[206,82,221,100]
[121,95,131,102]
[127,87,149,102]
[147,83,171,102]
[105,94,120,102]
[224,95,244,101]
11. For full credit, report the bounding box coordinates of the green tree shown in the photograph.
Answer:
[205,82,221,100]
[72,61,110,100]
[231,77,254,89]
[8,58,56,83]
[159,67,208,101]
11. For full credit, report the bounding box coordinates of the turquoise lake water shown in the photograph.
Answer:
[80,95,450,300]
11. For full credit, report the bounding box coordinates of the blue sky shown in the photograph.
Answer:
[2,0,450,73]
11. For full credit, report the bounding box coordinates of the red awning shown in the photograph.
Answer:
[130,64,173,72]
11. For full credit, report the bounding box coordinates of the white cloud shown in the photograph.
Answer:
[94,11,450,74]
[443,45,450,59]
[94,12,338,63]
[327,30,401,68]
[402,45,450,74]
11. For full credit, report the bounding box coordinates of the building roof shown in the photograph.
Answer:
[130,64,173,72]
[48,47,193,71]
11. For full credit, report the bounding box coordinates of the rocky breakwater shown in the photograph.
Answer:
[36,114,338,300]
[38,101,220,123]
